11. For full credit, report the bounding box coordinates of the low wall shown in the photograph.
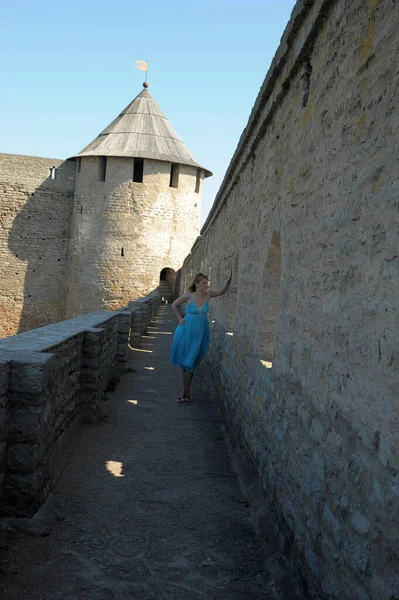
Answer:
[0,291,161,518]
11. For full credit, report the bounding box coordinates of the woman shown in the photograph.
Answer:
[170,271,231,404]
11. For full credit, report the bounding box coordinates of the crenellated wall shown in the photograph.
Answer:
[0,154,75,337]
[180,1,399,598]
[0,291,161,518]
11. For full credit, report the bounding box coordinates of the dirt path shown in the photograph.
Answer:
[0,305,303,600]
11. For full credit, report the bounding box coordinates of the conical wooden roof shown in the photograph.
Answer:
[71,89,212,177]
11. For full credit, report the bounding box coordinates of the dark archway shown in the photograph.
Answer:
[159,267,177,302]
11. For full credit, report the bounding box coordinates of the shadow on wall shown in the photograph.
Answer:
[5,160,75,335]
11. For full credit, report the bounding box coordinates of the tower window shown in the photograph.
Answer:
[133,158,144,183]
[169,164,179,188]
[50,167,57,180]
[77,158,81,174]
[195,169,201,193]
[121,247,124,257]
[98,156,107,181]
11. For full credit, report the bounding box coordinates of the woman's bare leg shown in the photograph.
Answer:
[178,369,186,399]
[185,372,194,401]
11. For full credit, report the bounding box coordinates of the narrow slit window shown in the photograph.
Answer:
[121,247,124,257]
[169,164,179,188]
[195,169,201,193]
[98,156,107,181]
[77,158,81,173]
[133,158,144,183]
[50,167,57,180]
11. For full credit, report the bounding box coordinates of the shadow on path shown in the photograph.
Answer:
[0,306,300,600]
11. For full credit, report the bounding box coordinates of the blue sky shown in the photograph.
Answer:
[1,0,296,224]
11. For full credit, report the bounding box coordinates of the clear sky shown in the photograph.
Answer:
[1,0,296,225]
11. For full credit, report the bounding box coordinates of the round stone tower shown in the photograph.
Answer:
[64,86,211,318]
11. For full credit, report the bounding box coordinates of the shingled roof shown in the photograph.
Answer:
[71,89,212,177]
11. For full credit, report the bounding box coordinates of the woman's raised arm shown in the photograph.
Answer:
[209,272,232,298]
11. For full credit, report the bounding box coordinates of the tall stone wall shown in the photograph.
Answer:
[0,154,75,337]
[0,291,161,519]
[65,157,202,318]
[180,1,399,598]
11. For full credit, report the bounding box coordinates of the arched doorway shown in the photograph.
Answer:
[159,268,177,302]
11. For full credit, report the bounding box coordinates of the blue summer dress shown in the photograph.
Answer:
[170,294,210,372]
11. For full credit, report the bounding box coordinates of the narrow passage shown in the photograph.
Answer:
[1,305,286,599]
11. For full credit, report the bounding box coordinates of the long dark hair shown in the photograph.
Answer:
[188,272,208,293]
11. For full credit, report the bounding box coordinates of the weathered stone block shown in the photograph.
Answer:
[309,418,324,442]
[4,470,43,506]
[322,502,342,545]
[9,353,55,395]
[117,311,132,334]
[7,442,45,474]
[343,538,370,575]
[0,360,10,395]
[0,441,7,465]
[350,511,370,535]
[8,407,41,443]
[0,406,8,438]
[80,380,98,390]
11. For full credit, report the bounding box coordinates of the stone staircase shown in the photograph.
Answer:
[158,281,176,303]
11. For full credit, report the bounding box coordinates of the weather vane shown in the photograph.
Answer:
[135,60,149,88]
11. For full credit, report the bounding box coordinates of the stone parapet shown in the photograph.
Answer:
[0,290,161,518]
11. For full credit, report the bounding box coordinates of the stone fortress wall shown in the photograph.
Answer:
[0,90,205,338]
[0,151,203,336]
[180,0,398,598]
[0,154,75,337]
[65,156,202,317]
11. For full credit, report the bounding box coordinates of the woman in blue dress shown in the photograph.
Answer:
[170,271,231,404]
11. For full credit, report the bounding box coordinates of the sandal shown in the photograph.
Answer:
[176,397,185,404]
[184,396,192,403]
